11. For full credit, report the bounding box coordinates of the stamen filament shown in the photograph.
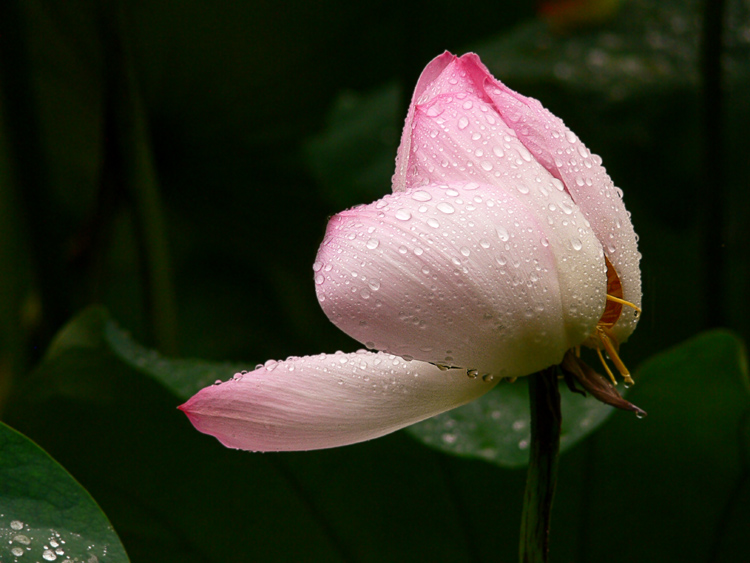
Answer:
[606,294,642,314]
[596,327,635,386]
[596,347,617,385]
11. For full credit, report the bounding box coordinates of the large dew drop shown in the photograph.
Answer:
[437,202,455,214]
[411,190,432,202]
[395,209,412,221]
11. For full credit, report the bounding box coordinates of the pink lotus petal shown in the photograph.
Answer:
[393,52,640,343]
[393,52,484,192]
[395,88,556,192]
[478,64,641,343]
[179,351,497,452]
[393,52,454,194]
[315,181,605,379]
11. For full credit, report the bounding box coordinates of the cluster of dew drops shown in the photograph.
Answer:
[1,518,103,562]
[218,351,501,390]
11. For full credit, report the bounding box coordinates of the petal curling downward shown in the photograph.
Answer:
[179,351,496,452]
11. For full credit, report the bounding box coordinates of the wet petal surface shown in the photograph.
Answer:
[485,79,641,342]
[179,351,497,451]
[315,181,605,378]
[393,52,640,344]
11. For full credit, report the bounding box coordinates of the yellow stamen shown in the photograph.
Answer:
[596,346,618,386]
[578,258,640,387]
[596,326,635,387]
[606,294,642,314]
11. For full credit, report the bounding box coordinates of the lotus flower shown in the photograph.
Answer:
[179,52,642,452]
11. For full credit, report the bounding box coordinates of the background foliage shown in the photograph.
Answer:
[1,0,749,561]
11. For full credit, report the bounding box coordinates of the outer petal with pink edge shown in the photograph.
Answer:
[393,52,641,345]
[315,181,605,380]
[480,62,641,343]
[178,351,497,452]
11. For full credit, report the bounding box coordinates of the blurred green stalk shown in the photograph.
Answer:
[99,0,178,355]
[519,368,561,563]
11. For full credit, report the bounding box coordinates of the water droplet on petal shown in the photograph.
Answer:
[437,202,455,214]
[517,146,533,162]
[571,238,583,251]
[496,226,510,241]
[411,190,432,202]
[395,209,412,221]
[458,117,469,130]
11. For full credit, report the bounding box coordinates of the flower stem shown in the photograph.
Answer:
[519,367,562,563]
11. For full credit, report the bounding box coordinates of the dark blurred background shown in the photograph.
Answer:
[3,0,747,369]
[1,0,749,561]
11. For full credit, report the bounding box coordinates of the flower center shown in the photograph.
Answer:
[585,256,641,387]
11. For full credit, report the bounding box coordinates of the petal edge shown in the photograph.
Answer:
[180,351,497,452]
